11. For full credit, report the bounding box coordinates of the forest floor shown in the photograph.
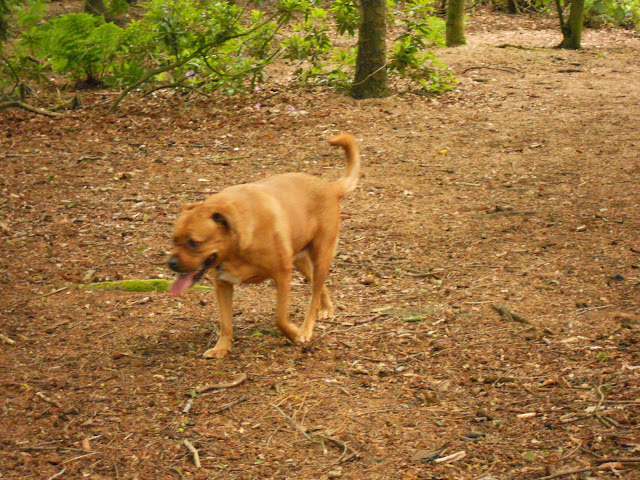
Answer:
[1,8,640,480]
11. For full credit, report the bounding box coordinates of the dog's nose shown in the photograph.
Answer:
[168,256,181,272]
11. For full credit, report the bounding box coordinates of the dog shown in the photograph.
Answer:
[168,133,360,358]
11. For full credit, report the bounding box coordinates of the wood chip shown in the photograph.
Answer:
[182,398,194,414]
[517,412,537,419]
[183,439,201,468]
[35,391,63,409]
[81,437,91,451]
[492,304,531,325]
[194,372,247,395]
[434,450,466,464]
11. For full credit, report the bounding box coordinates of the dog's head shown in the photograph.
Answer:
[168,202,234,296]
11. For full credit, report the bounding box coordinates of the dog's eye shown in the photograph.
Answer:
[187,239,201,249]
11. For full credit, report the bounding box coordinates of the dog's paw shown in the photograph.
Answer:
[203,347,229,359]
[297,331,313,343]
[317,306,334,320]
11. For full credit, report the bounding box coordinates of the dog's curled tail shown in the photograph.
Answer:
[329,133,360,198]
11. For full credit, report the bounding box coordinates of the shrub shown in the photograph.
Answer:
[5,0,456,101]
[25,13,124,84]
[584,0,640,27]
[282,0,455,94]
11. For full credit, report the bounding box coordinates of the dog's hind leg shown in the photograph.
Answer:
[273,269,304,342]
[299,238,337,342]
[203,280,234,359]
[293,250,334,320]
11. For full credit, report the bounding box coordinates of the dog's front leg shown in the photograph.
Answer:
[273,271,303,342]
[203,280,234,359]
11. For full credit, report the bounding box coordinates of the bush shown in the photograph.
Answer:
[282,0,455,94]
[4,0,456,101]
[584,0,640,27]
[22,13,124,84]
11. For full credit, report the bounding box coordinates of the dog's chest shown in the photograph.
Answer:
[215,262,264,285]
[216,265,242,285]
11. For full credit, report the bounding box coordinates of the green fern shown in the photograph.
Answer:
[29,13,124,83]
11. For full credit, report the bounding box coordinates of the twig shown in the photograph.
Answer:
[46,469,66,480]
[595,457,640,464]
[182,439,201,468]
[453,181,481,187]
[317,434,361,463]
[258,90,281,103]
[496,44,539,50]
[594,382,606,413]
[194,373,247,395]
[404,268,444,278]
[169,467,187,480]
[0,333,16,345]
[144,81,210,98]
[560,440,582,460]
[182,398,194,414]
[461,65,522,75]
[61,452,96,465]
[492,304,532,325]
[434,450,467,464]
[355,314,386,325]
[270,403,314,442]
[36,391,63,408]
[42,287,69,298]
[536,466,593,479]
[0,100,60,118]
[212,395,247,414]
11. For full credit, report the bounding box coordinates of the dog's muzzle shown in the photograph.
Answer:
[168,253,218,281]
[168,256,182,273]
[192,254,218,283]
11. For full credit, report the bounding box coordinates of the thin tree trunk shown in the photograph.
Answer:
[506,0,519,14]
[558,0,585,49]
[446,0,467,47]
[84,0,107,17]
[351,0,389,99]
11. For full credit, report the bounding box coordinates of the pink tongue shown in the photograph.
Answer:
[170,272,196,297]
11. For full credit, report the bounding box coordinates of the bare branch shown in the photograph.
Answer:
[182,439,201,468]
[0,101,60,118]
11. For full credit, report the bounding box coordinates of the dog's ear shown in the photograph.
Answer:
[205,202,253,250]
[180,203,197,212]
[212,212,230,230]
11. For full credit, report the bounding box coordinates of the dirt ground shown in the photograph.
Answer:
[1,9,640,480]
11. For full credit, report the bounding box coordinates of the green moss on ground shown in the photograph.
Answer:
[82,279,212,292]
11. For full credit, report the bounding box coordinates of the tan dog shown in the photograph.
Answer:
[168,134,360,358]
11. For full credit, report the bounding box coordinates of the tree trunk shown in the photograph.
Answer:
[446,0,466,47]
[1,0,10,42]
[351,0,389,99]
[84,0,107,18]
[558,0,585,49]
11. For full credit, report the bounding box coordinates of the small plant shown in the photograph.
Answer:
[584,0,640,27]
[389,0,456,93]
[3,0,456,106]
[24,12,124,85]
[281,0,455,94]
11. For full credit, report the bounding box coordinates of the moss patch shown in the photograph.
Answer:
[82,279,212,292]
